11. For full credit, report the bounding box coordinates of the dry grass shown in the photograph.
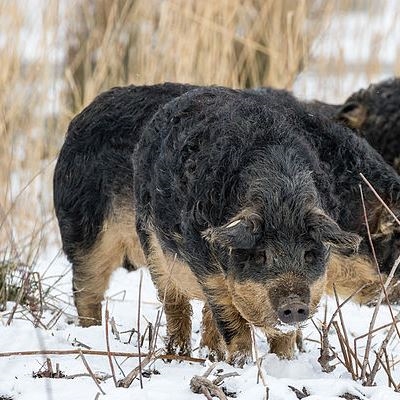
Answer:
[0,0,333,257]
[1,0,399,254]
[63,0,331,111]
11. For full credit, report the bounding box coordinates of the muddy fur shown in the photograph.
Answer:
[54,82,400,364]
[54,83,197,324]
[133,86,400,364]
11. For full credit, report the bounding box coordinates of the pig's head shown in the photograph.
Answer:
[336,78,400,169]
[203,205,361,330]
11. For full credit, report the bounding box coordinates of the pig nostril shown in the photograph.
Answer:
[278,303,309,324]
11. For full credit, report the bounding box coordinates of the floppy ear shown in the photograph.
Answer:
[307,208,361,251]
[337,102,367,130]
[202,212,262,249]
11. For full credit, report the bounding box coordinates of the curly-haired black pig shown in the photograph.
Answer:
[54,83,400,365]
[305,78,400,172]
[54,83,196,326]
[133,86,400,365]
[337,77,400,173]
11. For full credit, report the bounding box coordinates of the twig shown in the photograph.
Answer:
[105,301,117,387]
[358,182,400,335]
[137,270,144,389]
[251,325,269,399]
[71,338,91,349]
[6,271,30,325]
[213,372,240,386]
[0,348,206,362]
[202,362,218,378]
[110,317,120,341]
[359,174,400,226]
[374,350,398,390]
[326,284,369,331]
[190,375,227,400]
[288,386,310,399]
[79,350,106,395]
[117,348,163,388]
[367,309,400,386]
[358,185,400,383]
[332,286,355,378]
[190,363,228,400]
[64,373,112,380]
[313,304,336,373]
[30,271,43,327]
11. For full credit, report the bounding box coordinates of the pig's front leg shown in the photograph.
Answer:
[202,274,253,367]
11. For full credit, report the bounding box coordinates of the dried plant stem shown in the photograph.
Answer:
[359,174,400,226]
[190,363,229,400]
[79,350,106,395]
[137,270,144,389]
[105,301,117,387]
[359,183,400,383]
[250,326,269,399]
[117,349,163,388]
[374,350,398,390]
[0,349,205,362]
[367,309,400,386]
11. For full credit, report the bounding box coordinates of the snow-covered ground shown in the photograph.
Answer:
[2,1,400,399]
[1,246,400,400]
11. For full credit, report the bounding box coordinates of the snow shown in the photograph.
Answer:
[1,247,400,400]
[293,0,400,102]
[2,1,400,399]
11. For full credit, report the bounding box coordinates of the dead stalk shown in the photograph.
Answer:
[250,326,269,399]
[79,350,106,395]
[137,270,144,389]
[359,183,400,384]
[117,349,164,388]
[105,301,117,387]
[0,349,206,362]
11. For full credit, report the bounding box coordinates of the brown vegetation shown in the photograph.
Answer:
[1,0,399,258]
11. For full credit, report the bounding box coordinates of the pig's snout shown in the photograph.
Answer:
[277,296,309,324]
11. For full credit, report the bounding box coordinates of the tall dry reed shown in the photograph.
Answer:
[0,0,399,261]
[64,0,330,112]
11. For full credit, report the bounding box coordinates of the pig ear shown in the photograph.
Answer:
[307,208,361,251]
[337,102,367,130]
[202,213,262,249]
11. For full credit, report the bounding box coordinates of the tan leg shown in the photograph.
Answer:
[73,212,141,327]
[73,243,123,327]
[203,275,253,367]
[163,287,193,355]
[267,330,297,359]
[226,324,253,366]
[145,233,193,355]
[296,329,304,353]
[200,303,226,361]
[73,261,116,327]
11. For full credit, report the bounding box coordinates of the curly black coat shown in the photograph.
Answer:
[53,82,400,356]
[337,78,400,172]
[54,83,196,261]
[133,86,400,363]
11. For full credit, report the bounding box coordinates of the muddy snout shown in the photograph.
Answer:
[277,295,310,324]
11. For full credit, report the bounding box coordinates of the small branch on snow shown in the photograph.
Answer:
[190,363,232,400]
[0,348,206,363]
[79,350,106,395]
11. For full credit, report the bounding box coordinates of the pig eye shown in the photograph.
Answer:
[304,250,316,264]
[254,250,267,265]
